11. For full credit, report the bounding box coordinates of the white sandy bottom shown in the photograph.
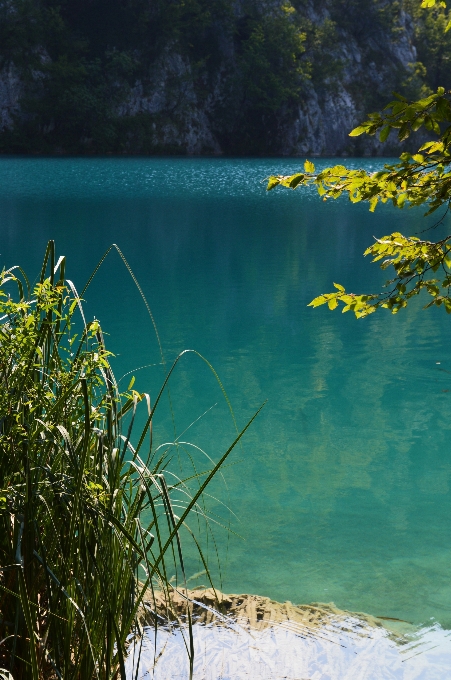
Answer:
[126,616,451,680]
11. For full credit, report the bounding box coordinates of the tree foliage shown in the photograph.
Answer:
[406,0,451,91]
[268,0,451,320]
[216,2,310,153]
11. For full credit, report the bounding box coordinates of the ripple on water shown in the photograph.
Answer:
[126,611,451,679]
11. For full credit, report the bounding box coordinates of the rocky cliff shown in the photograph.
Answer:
[281,4,419,155]
[0,0,439,155]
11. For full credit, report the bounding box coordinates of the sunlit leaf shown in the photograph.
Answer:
[349,125,368,137]
[328,297,338,310]
[267,176,280,191]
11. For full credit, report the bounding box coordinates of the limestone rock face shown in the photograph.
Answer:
[116,51,222,155]
[278,4,419,156]
[109,2,419,155]
[0,64,22,132]
[0,1,426,155]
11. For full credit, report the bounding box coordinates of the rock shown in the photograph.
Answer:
[0,63,22,132]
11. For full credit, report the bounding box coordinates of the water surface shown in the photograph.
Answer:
[1,157,450,630]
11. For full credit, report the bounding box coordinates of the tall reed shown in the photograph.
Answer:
[0,242,259,679]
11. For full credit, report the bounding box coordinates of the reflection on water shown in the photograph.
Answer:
[126,614,451,679]
[127,589,451,678]
[1,157,451,632]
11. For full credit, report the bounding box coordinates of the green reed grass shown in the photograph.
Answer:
[0,242,260,680]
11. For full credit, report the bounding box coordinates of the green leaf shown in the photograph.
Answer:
[328,297,338,310]
[267,176,280,191]
[308,295,328,308]
[379,126,390,143]
[411,115,425,130]
[289,173,305,188]
[349,125,368,137]
[435,98,451,122]
[304,160,315,173]
[333,282,345,292]
[398,122,411,141]
[127,376,135,391]
[397,193,407,208]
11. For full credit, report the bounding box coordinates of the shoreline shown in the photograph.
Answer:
[139,587,414,640]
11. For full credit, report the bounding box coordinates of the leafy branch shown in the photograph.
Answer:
[268,87,451,215]
[267,0,451,319]
[307,231,451,317]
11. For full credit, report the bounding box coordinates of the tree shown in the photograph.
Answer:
[267,0,451,319]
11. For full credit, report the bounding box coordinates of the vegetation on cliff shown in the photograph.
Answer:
[1,0,451,154]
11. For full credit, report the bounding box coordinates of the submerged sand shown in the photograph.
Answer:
[139,586,409,638]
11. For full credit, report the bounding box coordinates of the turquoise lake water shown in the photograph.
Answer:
[1,157,451,630]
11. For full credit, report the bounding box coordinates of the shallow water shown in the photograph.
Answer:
[126,617,451,680]
[1,157,451,634]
